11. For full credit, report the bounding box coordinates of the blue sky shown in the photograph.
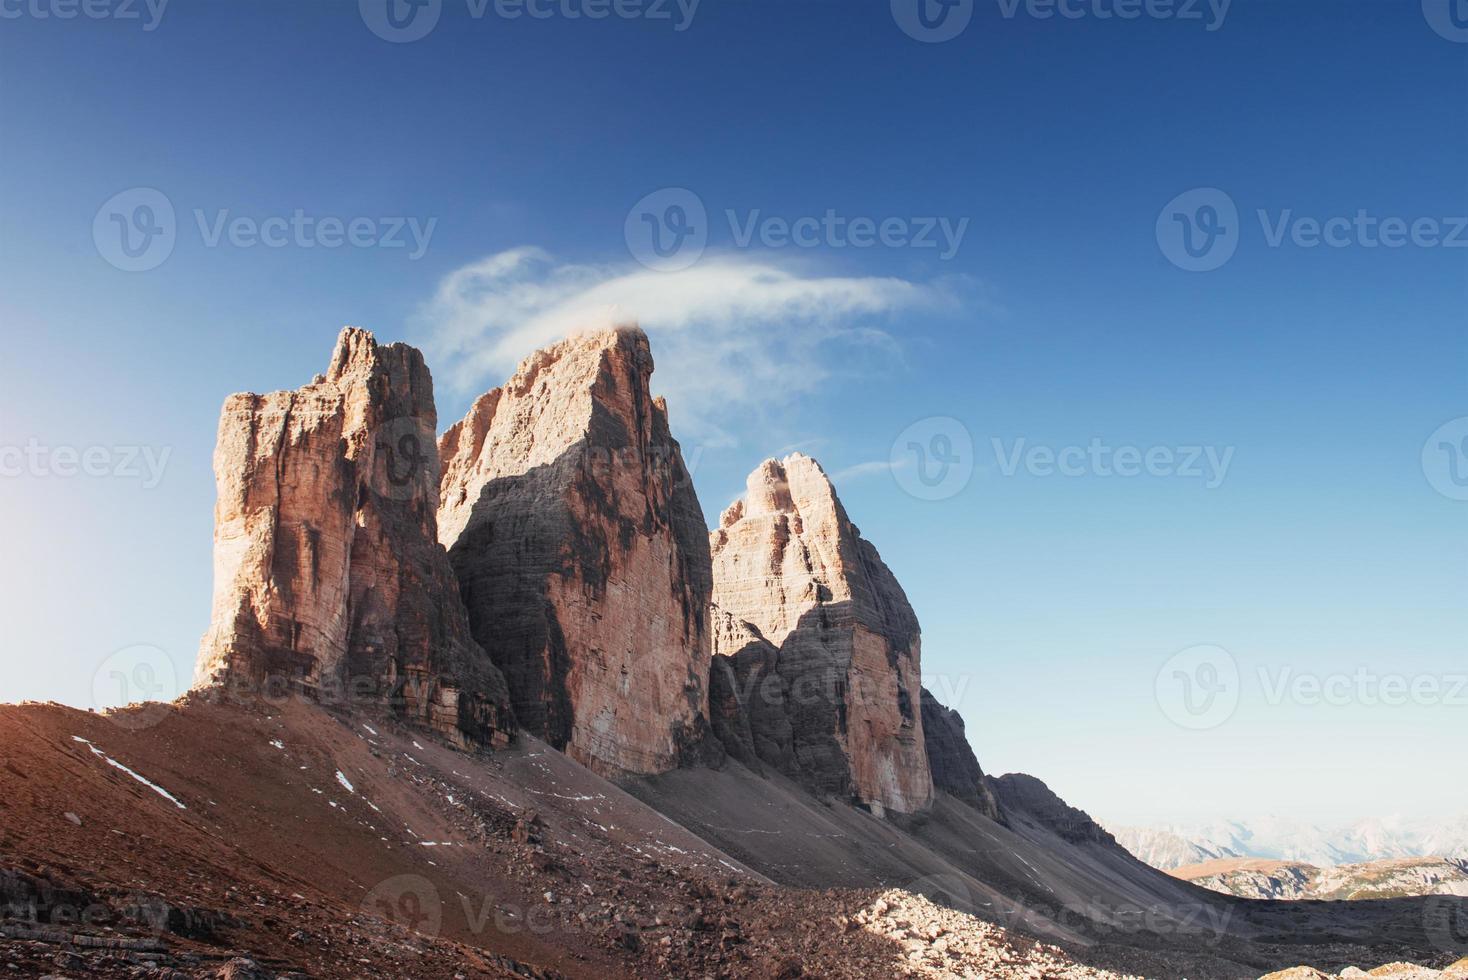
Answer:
[1,0,1464,826]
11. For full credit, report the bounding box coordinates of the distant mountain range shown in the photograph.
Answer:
[1172,856,1468,901]
[1104,815,1468,870]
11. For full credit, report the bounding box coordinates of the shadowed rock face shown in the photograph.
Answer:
[437,326,713,777]
[987,773,1120,848]
[194,328,513,748]
[920,688,1001,822]
[709,454,932,817]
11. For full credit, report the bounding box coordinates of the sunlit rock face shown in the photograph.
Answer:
[708,453,932,818]
[437,326,713,777]
[195,328,513,748]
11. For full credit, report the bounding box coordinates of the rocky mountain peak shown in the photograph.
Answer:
[193,327,513,748]
[437,323,714,777]
[709,452,932,817]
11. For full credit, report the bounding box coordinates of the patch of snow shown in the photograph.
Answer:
[335,771,355,794]
[70,737,186,810]
[269,739,284,750]
[362,723,379,736]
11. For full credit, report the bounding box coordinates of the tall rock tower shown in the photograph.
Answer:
[194,328,513,748]
[708,453,933,817]
[437,325,713,777]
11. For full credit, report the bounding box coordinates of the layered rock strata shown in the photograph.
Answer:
[194,328,512,747]
[437,326,712,777]
[708,453,932,817]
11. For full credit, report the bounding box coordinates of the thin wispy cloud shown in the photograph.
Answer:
[413,247,964,446]
[831,459,907,483]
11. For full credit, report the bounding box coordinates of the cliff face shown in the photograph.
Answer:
[195,328,513,748]
[919,688,1001,821]
[437,326,713,777]
[986,773,1120,848]
[708,454,932,817]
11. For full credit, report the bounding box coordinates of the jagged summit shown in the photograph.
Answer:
[194,327,513,748]
[437,324,713,777]
[709,451,932,817]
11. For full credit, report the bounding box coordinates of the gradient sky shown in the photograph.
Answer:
[1,0,1464,827]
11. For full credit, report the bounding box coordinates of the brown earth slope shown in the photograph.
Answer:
[0,698,1152,979]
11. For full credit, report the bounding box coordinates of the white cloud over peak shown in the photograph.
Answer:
[413,247,961,446]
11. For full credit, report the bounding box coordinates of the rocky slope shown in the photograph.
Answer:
[0,699,1172,980]
[707,453,932,818]
[194,327,513,748]
[437,326,712,778]
[1176,857,1468,901]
